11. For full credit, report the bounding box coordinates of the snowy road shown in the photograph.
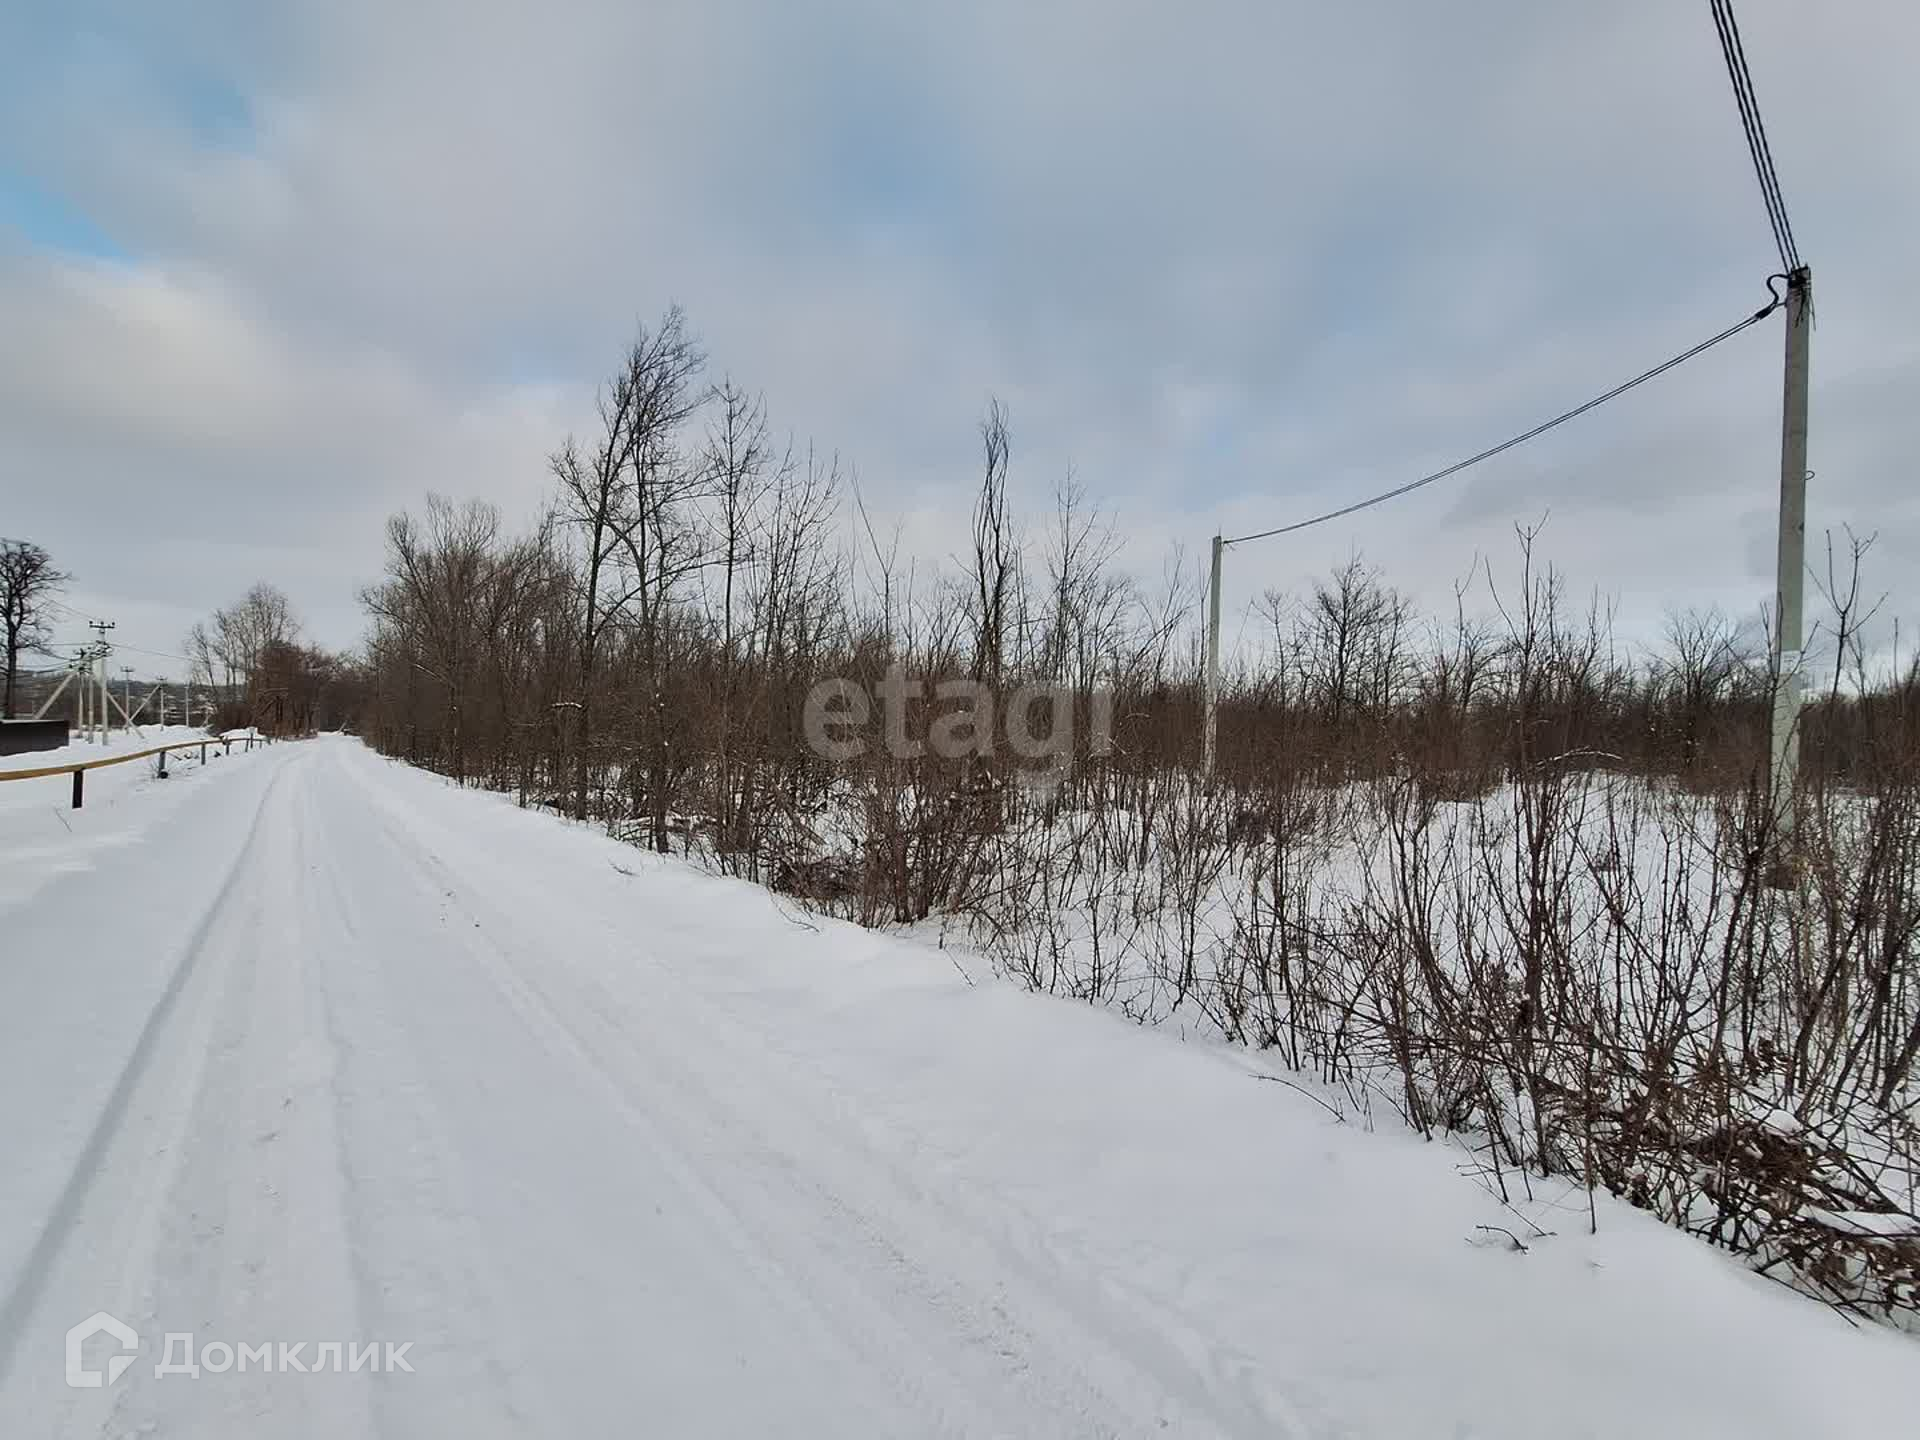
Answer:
[0,738,1914,1438]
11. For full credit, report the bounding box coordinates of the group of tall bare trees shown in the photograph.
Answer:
[187,582,361,734]
[356,306,1920,1325]
[354,306,1920,919]
[361,308,850,859]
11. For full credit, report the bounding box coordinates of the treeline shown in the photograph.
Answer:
[2,542,365,737]
[358,307,1916,870]
[357,307,1920,1324]
[188,582,365,734]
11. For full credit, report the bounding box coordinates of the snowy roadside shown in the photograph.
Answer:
[342,741,1920,1436]
[2,736,1914,1437]
[0,726,259,916]
[738,770,1920,1326]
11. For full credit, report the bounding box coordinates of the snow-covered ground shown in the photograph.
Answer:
[0,725,233,916]
[0,735,1912,1437]
[0,724,211,776]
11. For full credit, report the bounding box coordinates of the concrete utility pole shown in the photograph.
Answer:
[81,648,101,742]
[1204,535,1223,782]
[88,620,116,742]
[1769,266,1811,859]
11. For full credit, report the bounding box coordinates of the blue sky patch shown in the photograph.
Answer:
[0,171,128,261]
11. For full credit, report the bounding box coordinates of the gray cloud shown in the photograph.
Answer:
[0,0,1914,674]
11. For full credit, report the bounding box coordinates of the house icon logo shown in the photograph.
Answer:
[65,1311,139,1389]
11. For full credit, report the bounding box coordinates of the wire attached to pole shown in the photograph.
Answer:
[1225,291,1781,548]
[1708,0,1801,274]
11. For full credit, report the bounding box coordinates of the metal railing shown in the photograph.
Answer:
[0,733,272,808]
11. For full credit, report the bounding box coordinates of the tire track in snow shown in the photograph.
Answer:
[335,748,1312,1438]
[95,754,377,1439]
[317,756,942,1435]
[0,756,299,1389]
[292,760,559,1438]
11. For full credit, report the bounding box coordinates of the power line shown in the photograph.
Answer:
[1224,291,1782,548]
[39,602,200,667]
[1708,0,1800,273]
[43,638,196,665]
[109,642,197,664]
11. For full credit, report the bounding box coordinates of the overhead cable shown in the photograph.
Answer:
[1225,291,1781,548]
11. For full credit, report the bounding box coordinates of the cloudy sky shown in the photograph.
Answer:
[1,0,1915,677]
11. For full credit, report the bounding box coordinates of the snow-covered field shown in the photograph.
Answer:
[0,725,212,777]
[0,735,1912,1437]
[0,726,231,915]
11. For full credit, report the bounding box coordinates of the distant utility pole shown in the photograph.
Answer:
[88,620,115,742]
[73,652,90,741]
[76,647,97,742]
[1770,266,1812,857]
[1194,294,1778,785]
[1204,535,1223,781]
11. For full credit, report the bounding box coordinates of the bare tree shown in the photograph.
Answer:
[703,377,774,661]
[1657,606,1746,774]
[186,582,300,727]
[969,399,1015,690]
[0,539,70,719]
[361,498,504,774]
[616,313,710,852]
[1295,555,1408,742]
[553,306,706,821]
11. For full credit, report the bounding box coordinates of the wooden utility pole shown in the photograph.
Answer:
[1769,266,1811,860]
